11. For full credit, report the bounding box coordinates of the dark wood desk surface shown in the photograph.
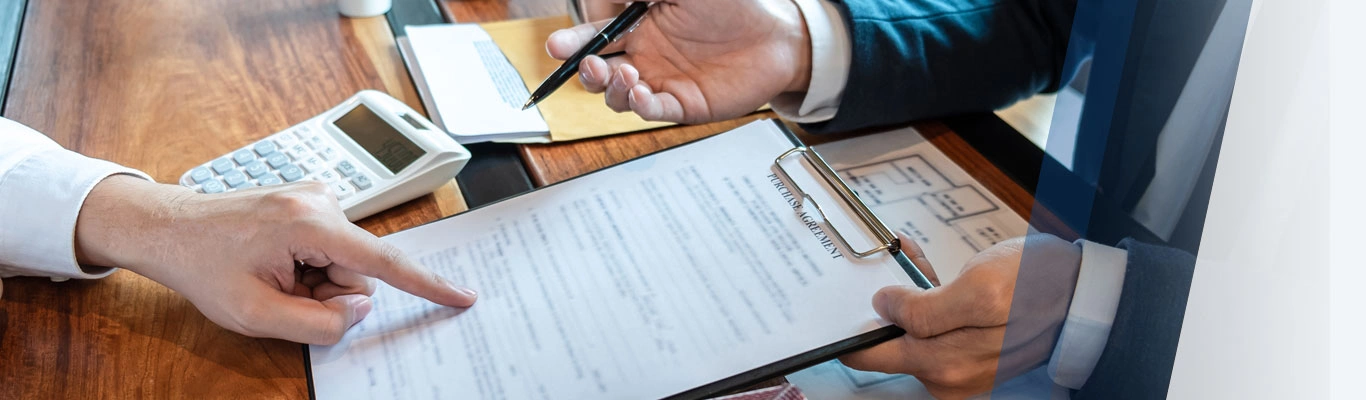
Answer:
[0,0,445,397]
[0,0,1034,398]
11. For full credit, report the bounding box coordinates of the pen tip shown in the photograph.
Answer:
[521,99,535,110]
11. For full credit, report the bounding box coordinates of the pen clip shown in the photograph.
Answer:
[610,2,654,42]
[606,18,646,43]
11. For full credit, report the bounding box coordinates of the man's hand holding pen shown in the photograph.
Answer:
[543,0,812,123]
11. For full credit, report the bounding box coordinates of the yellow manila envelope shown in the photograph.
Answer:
[480,16,674,142]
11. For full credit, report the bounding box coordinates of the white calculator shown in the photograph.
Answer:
[180,90,471,221]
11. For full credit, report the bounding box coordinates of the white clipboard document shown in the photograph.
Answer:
[307,120,928,399]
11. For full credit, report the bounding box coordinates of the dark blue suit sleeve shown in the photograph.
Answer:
[1073,238,1196,399]
[804,0,1078,133]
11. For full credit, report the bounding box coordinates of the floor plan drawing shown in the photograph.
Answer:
[789,126,1036,400]
[839,154,1016,253]
[814,128,1028,279]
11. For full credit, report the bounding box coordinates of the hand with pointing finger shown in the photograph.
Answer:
[841,234,1081,399]
[74,176,477,345]
[546,0,812,124]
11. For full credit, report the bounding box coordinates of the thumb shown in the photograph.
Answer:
[252,292,373,345]
[873,285,975,339]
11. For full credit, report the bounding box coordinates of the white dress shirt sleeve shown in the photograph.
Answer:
[0,118,152,281]
[772,0,852,124]
[1048,239,1129,389]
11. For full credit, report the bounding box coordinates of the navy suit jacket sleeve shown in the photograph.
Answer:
[1073,238,1196,399]
[805,0,1078,134]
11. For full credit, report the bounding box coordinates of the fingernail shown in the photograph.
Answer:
[448,281,478,301]
[580,68,593,83]
[612,70,626,91]
[627,85,638,105]
[547,30,568,56]
[451,286,479,308]
[352,297,373,327]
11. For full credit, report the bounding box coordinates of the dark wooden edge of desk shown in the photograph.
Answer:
[943,112,1047,196]
[943,112,1085,240]
[387,0,445,37]
[0,0,27,108]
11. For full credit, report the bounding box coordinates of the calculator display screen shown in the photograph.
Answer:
[334,104,426,174]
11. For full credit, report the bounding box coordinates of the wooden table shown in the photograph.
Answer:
[0,0,1035,398]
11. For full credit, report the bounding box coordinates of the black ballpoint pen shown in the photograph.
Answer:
[522,2,654,110]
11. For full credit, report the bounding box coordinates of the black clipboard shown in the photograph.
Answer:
[661,121,933,399]
[305,119,933,400]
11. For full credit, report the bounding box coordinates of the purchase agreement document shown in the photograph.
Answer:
[308,120,915,399]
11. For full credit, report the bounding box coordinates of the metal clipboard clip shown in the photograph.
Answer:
[773,145,936,289]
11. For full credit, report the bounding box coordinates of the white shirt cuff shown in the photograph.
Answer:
[773,0,851,124]
[0,128,152,280]
[1048,240,1129,389]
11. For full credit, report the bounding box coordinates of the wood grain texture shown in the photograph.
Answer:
[439,0,565,22]
[0,0,440,398]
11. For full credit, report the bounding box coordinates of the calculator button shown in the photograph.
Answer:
[279,165,305,182]
[288,144,309,160]
[189,167,213,184]
[257,174,283,186]
[317,146,339,161]
[305,136,327,150]
[253,141,278,157]
[243,161,270,179]
[315,170,340,183]
[222,170,250,189]
[273,134,297,147]
[201,180,226,194]
[232,149,256,166]
[336,160,358,177]
[351,174,373,191]
[266,153,290,169]
[330,182,355,200]
[299,156,326,174]
[210,158,235,175]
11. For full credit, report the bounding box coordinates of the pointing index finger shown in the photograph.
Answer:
[327,225,477,308]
